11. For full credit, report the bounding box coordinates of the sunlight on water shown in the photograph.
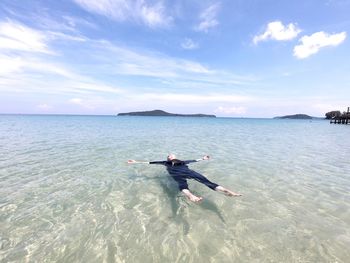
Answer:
[0,115,349,262]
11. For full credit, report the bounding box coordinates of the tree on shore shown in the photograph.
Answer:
[325,111,341,119]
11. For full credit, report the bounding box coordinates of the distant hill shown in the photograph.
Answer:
[117,109,216,117]
[274,114,314,119]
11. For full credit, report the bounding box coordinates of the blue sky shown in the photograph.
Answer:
[0,0,349,117]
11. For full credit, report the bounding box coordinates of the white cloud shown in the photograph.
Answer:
[182,61,211,73]
[0,52,125,97]
[69,98,83,105]
[0,20,87,55]
[0,70,125,96]
[84,39,256,91]
[293,31,346,59]
[69,97,95,109]
[0,18,252,96]
[68,97,120,110]
[0,17,255,114]
[37,103,52,110]
[70,82,125,94]
[0,55,25,75]
[73,0,127,20]
[253,21,301,44]
[214,106,246,115]
[139,1,171,28]
[195,3,220,32]
[0,20,51,53]
[62,15,97,30]
[98,40,214,77]
[73,0,172,28]
[0,53,79,79]
[133,93,253,104]
[48,31,87,42]
[0,22,125,96]
[181,38,199,50]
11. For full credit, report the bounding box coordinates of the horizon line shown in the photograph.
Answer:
[0,113,326,119]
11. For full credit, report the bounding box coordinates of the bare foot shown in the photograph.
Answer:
[182,189,203,203]
[223,189,242,197]
[215,186,242,197]
[189,195,203,202]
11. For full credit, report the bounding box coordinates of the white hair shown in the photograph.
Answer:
[167,153,176,160]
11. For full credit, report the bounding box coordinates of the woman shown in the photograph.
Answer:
[127,154,242,202]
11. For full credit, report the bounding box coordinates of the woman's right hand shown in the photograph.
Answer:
[127,160,137,164]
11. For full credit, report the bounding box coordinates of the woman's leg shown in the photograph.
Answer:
[214,185,242,196]
[190,171,242,196]
[181,189,203,202]
[171,175,203,202]
[189,171,219,190]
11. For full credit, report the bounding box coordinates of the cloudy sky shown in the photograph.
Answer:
[0,0,349,117]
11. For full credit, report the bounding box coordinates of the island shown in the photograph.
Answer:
[274,114,313,119]
[117,109,216,117]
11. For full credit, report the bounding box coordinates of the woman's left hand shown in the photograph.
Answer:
[202,155,210,160]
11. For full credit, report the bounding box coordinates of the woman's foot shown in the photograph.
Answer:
[215,186,242,197]
[182,189,203,202]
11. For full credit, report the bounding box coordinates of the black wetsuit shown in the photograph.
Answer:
[149,160,219,191]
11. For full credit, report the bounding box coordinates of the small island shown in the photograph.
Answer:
[274,114,313,119]
[117,109,216,118]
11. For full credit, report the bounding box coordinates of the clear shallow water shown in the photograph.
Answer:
[0,115,349,263]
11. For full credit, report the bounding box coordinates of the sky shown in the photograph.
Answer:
[0,0,349,117]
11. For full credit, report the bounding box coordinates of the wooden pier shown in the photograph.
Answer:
[330,107,350,124]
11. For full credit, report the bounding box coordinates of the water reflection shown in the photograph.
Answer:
[159,179,191,235]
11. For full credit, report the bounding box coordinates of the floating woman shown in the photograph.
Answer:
[127,154,242,202]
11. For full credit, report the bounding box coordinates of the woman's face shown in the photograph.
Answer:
[167,154,176,161]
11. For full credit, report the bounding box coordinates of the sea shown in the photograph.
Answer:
[0,115,349,263]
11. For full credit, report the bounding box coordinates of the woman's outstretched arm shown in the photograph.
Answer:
[198,155,210,161]
[127,160,166,164]
[127,160,150,164]
[185,155,210,164]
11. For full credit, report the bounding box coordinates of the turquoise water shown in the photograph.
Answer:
[0,115,349,262]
